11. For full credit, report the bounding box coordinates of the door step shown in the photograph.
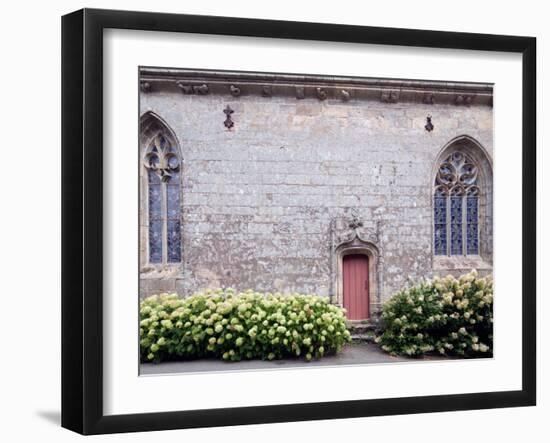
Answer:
[350,332,376,343]
[347,321,376,333]
[347,317,381,342]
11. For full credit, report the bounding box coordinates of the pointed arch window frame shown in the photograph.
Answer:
[140,112,183,265]
[433,150,481,257]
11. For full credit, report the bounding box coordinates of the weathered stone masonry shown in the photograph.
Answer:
[139,68,493,316]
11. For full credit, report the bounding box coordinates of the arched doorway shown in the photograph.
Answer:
[342,254,370,320]
[330,214,381,319]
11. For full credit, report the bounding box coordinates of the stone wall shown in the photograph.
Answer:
[138,69,493,311]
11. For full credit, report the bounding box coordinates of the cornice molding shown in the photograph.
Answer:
[139,67,493,106]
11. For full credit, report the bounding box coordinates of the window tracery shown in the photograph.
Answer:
[434,151,479,256]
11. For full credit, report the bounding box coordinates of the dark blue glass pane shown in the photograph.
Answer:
[450,196,463,255]
[466,196,479,254]
[166,169,181,262]
[167,219,181,262]
[466,195,478,223]
[148,184,162,217]
[158,136,168,150]
[148,219,162,263]
[434,196,447,255]
[148,168,160,184]
[167,155,179,170]
[165,168,179,184]
[166,186,180,219]
[148,170,162,263]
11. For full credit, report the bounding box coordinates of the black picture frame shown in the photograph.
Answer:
[61,8,537,435]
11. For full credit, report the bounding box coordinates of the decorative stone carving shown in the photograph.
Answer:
[194,84,209,95]
[455,94,474,105]
[177,82,209,95]
[340,90,351,101]
[223,105,234,129]
[140,81,151,93]
[423,93,435,104]
[347,212,363,230]
[229,85,241,97]
[295,86,305,99]
[381,90,399,103]
[261,85,272,97]
[331,212,379,248]
[425,115,434,132]
[316,87,328,100]
[176,82,193,94]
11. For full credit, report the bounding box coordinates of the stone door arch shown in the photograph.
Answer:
[330,213,381,318]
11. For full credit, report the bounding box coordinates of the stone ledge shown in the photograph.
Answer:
[139,67,493,106]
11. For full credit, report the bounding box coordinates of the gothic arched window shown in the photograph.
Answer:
[434,151,480,256]
[141,114,182,264]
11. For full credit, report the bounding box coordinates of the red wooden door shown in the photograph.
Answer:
[343,254,370,320]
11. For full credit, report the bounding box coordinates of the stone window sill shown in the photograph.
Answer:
[140,264,182,278]
[432,255,492,271]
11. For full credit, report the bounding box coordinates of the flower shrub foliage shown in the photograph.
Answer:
[376,270,493,357]
[140,289,351,363]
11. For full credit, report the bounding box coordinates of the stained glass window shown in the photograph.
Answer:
[450,194,463,255]
[143,133,182,264]
[147,169,163,263]
[166,170,181,262]
[434,151,480,256]
[433,187,447,255]
[466,188,479,255]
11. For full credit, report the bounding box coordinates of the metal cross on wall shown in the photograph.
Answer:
[223,105,234,129]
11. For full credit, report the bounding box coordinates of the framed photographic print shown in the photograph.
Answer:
[61,8,536,435]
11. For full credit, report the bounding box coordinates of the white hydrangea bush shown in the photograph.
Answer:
[140,289,351,363]
[376,270,493,357]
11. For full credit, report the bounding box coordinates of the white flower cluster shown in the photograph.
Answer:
[140,290,351,363]
[376,270,493,358]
